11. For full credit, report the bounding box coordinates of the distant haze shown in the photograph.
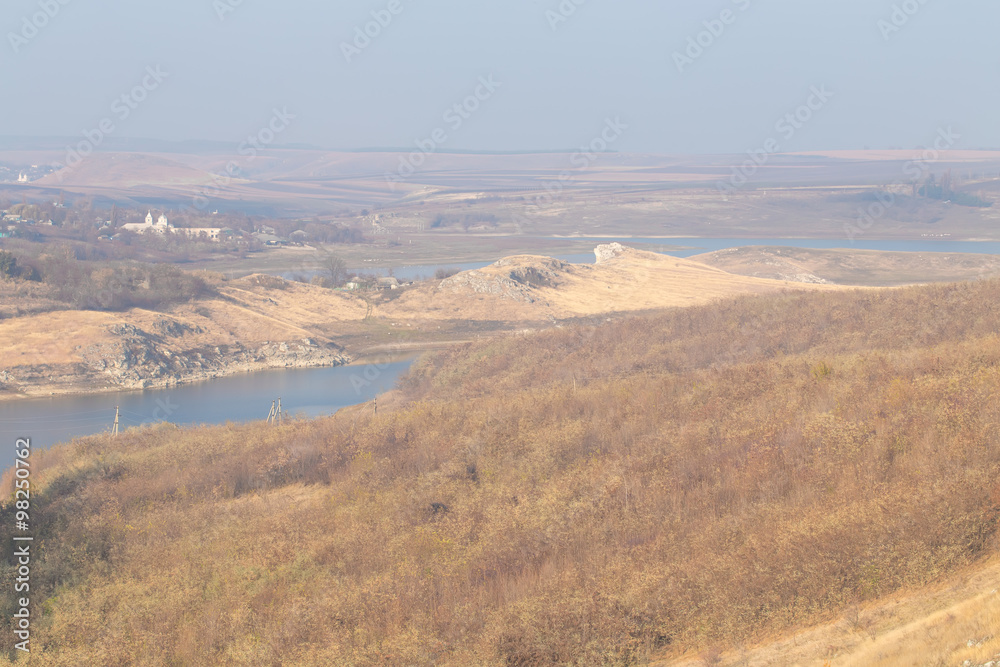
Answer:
[2,0,997,154]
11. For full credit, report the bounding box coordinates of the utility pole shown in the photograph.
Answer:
[373,396,377,415]
[277,398,282,425]
[267,400,276,425]
[112,406,119,437]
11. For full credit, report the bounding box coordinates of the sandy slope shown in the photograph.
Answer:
[661,558,1000,666]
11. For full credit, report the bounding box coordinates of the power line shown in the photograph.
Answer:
[0,409,120,423]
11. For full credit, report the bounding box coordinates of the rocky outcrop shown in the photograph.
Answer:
[594,242,628,263]
[78,323,347,390]
[438,257,569,303]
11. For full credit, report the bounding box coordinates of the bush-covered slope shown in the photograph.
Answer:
[2,281,1000,665]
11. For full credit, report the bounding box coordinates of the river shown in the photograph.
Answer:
[0,360,413,469]
[281,238,1000,282]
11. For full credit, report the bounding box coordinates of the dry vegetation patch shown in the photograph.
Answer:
[1,280,1000,664]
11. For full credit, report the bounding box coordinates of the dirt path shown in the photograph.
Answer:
[658,558,1000,666]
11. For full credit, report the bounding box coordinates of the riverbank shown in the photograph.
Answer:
[18,241,989,402]
[0,342,347,402]
[0,359,417,459]
[0,336,469,403]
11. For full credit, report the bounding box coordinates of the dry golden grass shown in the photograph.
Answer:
[842,585,1000,666]
[693,246,1000,287]
[663,559,1000,666]
[0,275,365,387]
[384,245,839,321]
[0,310,118,365]
[1,280,999,664]
[116,275,368,349]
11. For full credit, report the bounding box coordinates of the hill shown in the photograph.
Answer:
[693,245,1000,287]
[2,279,999,664]
[381,243,839,321]
[34,152,214,189]
[663,557,1000,665]
[0,274,364,397]
[0,245,835,398]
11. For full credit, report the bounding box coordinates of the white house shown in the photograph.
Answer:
[176,227,224,241]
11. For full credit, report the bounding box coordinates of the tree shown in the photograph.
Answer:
[0,251,16,279]
[317,251,348,287]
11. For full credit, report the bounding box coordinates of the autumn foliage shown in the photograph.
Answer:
[2,280,1000,664]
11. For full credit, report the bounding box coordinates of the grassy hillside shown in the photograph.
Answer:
[2,280,1000,664]
[1,244,835,398]
[662,555,1000,666]
[692,245,1000,286]
[385,244,839,321]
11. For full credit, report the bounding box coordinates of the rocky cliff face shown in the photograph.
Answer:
[75,321,348,390]
[594,242,628,263]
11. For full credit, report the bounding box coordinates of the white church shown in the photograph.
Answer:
[121,211,172,234]
[120,211,224,241]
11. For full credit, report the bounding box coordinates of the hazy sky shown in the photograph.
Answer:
[2,0,997,154]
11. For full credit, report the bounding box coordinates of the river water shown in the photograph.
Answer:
[283,238,1000,281]
[0,360,413,469]
[562,237,1000,258]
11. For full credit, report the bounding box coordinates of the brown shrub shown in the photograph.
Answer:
[3,279,1000,663]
